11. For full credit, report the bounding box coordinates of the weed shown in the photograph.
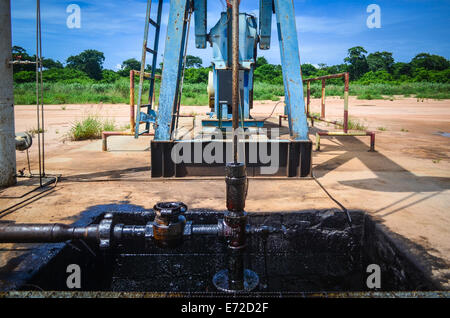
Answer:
[68,116,117,141]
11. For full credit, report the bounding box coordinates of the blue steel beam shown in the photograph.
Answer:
[259,0,273,50]
[194,0,207,49]
[155,0,189,141]
[274,0,308,140]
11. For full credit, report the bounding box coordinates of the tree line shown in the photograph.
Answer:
[12,45,449,85]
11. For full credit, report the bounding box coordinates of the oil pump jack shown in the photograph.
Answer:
[134,0,312,178]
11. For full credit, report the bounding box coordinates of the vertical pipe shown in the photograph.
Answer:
[369,132,375,152]
[321,79,326,119]
[0,0,16,187]
[231,0,240,163]
[130,70,135,133]
[344,72,349,133]
[315,133,321,151]
[306,81,311,117]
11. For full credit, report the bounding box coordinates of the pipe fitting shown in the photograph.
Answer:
[152,202,187,248]
[225,163,248,212]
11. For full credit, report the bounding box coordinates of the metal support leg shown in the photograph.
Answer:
[155,0,189,141]
[274,0,309,141]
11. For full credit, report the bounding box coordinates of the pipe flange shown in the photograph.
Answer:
[98,213,114,249]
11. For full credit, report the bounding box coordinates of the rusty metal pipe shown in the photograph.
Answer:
[231,0,240,162]
[344,72,349,133]
[304,73,348,82]
[0,223,99,243]
[321,79,326,119]
[130,70,135,133]
[306,81,311,116]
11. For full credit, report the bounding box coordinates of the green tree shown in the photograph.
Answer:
[411,53,449,71]
[254,64,283,84]
[118,58,141,76]
[66,49,105,80]
[301,64,317,77]
[344,46,369,80]
[255,56,268,68]
[11,46,35,73]
[42,58,63,70]
[367,51,394,73]
[392,62,412,78]
[185,55,203,68]
[101,69,120,83]
[183,67,210,83]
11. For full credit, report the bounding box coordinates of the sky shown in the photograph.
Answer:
[11,0,450,70]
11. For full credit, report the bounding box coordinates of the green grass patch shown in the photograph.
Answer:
[68,116,117,141]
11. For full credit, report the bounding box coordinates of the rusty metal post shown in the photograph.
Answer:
[0,0,16,187]
[344,72,349,133]
[315,133,321,151]
[369,132,376,152]
[321,79,326,119]
[231,0,239,163]
[306,80,311,117]
[130,70,135,133]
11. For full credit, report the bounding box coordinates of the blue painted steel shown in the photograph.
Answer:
[154,0,189,141]
[210,13,258,70]
[139,109,157,124]
[259,0,273,50]
[194,0,207,49]
[274,0,308,140]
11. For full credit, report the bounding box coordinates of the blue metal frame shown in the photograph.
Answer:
[274,0,308,140]
[194,0,207,49]
[259,0,272,50]
[154,0,190,141]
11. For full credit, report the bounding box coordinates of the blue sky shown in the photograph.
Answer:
[11,0,450,70]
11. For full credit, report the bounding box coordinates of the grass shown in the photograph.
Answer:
[346,118,368,131]
[377,127,387,131]
[13,81,450,106]
[334,117,368,131]
[68,115,117,141]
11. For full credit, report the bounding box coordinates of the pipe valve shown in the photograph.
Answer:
[152,202,187,248]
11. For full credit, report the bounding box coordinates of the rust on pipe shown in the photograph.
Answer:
[130,70,135,133]
[304,73,348,82]
[344,72,349,133]
[231,0,240,163]
[306,81,311,117]
[321,79,326,119]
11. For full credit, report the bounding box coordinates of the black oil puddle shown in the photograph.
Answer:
[1,205,440,293]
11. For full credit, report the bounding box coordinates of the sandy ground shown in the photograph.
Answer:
[1,96,449,289]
